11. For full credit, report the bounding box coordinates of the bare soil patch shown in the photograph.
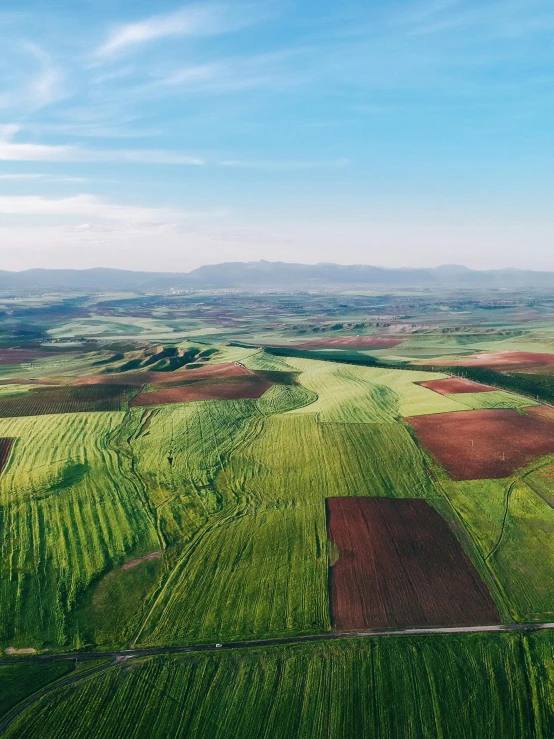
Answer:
[0,349,58,366]
[429,351,554,373]
[296,336,405,349]
[130,377,272,406]
[4,647,37,655]
[122,551,161,570]
[406,408,554,480]
[419,377,495,395]
[327,497,499,630]
[0,438,14,474]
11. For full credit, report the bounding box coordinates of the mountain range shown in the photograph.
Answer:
[0,261,553,290]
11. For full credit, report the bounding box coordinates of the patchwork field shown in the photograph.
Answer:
[3,299,554,739]
[430,351,554,373]
[327,497,500,630]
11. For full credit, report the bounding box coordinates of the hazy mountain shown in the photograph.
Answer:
[0,262,553,291]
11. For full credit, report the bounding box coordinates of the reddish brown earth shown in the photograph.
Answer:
[0,438,14,473]
[429,351,554,373]
[295,336,405,349]
[406,409,554,480]
[130,377,272,406]
[327,497,499,630]
[0,349,58,366]
[419,377,496,395]
[74,362,251,386]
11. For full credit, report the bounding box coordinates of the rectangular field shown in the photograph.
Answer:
[326,497,500,630]
[130,377,273,406]
[406,409,554,480]
[419,378,495,394]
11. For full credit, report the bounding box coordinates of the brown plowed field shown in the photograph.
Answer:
[74,362,251,386]
[296,336,405,349]
[429,351,554,373]
[130,377,272,407]
[419,377,495,395]
[0,438,14,473]
[0,385,132,418]
[406,408,554,480]
[327,497,500,630]
[0,349,58,366]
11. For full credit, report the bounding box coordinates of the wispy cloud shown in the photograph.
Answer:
[95,2,268,58]
[0,194,179,223]
[0,134,204,165]
[0,173,85,182]
[24,43,65,108]
[220,158,349,171]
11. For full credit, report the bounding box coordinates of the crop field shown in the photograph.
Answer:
[0,384,133,418]
[73,361,251,387]
[442,470,554,622]
[4,296,554,739]
[0,349,59,366]
[443,391,538,411]
[406,409,554,480]
[419,377,495,394]
[327,497,499,630]
[430,351,554,373]
[4,633,554,739]
[130,376,274,406]
[295,336,406,349]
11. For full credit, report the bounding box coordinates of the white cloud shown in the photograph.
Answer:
[0,140,204,165]
[219,158,349,170]
[0,193,227,226]
[24,43,65,109]
[96,2,267,58]
[0,194,178,223]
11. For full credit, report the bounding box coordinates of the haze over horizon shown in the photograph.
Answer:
[1,0,554,271]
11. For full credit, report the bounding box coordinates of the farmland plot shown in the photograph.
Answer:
[407,409,554,480]
[327,497,500,629]
[4,633,553,739]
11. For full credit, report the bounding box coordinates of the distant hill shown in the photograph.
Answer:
[0,262,553,291]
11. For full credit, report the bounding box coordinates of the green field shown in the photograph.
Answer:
[3,632,554,738]
[3,302,554,738]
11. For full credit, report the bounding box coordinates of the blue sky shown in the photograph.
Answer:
[1,0,554,271]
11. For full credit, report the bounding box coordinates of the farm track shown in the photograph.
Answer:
[3,620,554,668]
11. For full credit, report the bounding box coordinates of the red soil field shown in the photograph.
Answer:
[418,377,495,395]
[327,498,499,630]
[0,438,14,473]
[406,409,554,480]
[74,362,251,386]
[430,351,554,373]
[296,336,405,349]
[0,349,56,366]
[130,377,273,407]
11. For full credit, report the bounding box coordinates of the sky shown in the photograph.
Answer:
[1,0,554,272]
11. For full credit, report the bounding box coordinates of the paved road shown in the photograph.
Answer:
[3,620,554,666]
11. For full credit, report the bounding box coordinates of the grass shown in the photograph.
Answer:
[4,632,554,738]
[248,356,466,420]
[440,456,554,622]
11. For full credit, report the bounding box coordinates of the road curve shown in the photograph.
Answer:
[2,621,554,666]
